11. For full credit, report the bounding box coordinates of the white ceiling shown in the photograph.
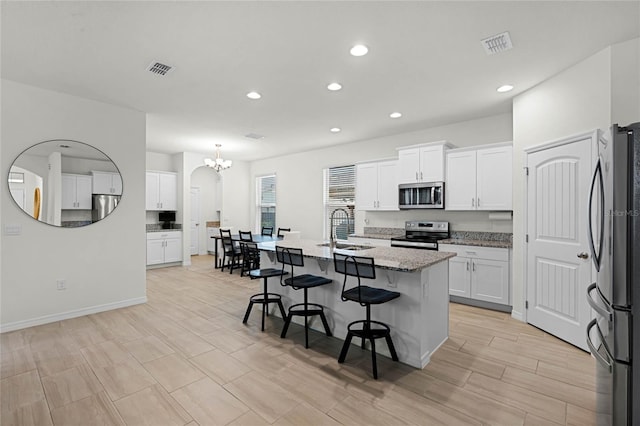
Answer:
[2,1,638,161]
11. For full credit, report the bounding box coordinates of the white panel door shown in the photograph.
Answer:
[111,173,123,195]
[526,137,592,351]
[448,256,471,298]
[190,187,200,255]
[159,173,177,210]
[477,146,513,210]
[92,171,113,194]
[146,172,160,210]
[355,163,378,210]
[164,238,182,263]
[76,175,93,209]
[61,174,76,209]
[146,239,164,265]
[419,145,444,182]
[471,258,510,305]
[376,160,399,211]
[397,148,420,184]
[446,151,477,210]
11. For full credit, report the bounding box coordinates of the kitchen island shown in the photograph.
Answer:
[256,239,456,368]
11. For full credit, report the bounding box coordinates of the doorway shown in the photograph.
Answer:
[190,187,200,256]
[524,131,596,351]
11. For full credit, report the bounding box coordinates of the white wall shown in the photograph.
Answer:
[248,113,513,240]
[611,38,640,125]
[1,80,147,331]
[512,48,612,320]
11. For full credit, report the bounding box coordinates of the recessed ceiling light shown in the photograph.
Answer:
[330,127,341,133]
[327,82,342,91]
[389,112,402,119]
[246,91,262,100]
[497,84,514,93]
[350,44,368,57]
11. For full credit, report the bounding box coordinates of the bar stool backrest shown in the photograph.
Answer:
[277,227,291,237]
[333,253,376,304]
[276,246,304,284]
[220,229,234,252]
[239,230,253,242]
[261,226,274,237]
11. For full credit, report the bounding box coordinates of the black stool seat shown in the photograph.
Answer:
[242,256,288,331]
[342,286,400,305]
[334,253,401,379]
[284,274,332,288]
[277,246,333,349]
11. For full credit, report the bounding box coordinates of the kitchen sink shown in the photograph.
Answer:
[317,242,374,251]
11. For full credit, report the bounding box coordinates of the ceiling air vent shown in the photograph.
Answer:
[481,31,513,55]
[147,61,173,76]
[245,133,265,140]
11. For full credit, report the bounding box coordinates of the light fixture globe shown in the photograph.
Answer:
[204,144,232,172]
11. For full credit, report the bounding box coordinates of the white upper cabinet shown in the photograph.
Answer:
[397,141,452,184]
[446,143,512,211]
[61,174,92,210]
[91,171,122,195]
[355,159,398,211]
[146,171,177,211]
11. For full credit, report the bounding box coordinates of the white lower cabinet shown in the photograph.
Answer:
[439,244,510,307]
[147,231,182,266]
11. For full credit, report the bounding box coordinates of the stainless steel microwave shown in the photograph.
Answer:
[398,182,444,209]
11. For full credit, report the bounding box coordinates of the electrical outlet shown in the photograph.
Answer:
[56,280,66,290]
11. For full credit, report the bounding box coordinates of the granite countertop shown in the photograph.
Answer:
[440,231,513,249]
[257,238,455,273]
[349,226,404,240]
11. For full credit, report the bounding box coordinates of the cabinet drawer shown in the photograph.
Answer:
[439,244,508,262]
[147,231,182,240]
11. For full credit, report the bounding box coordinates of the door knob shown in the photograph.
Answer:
[577,252,589,259]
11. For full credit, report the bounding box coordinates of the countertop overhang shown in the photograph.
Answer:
[257,239,455,273]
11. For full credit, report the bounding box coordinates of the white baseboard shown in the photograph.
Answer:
[0,296,147,333]
[511,310,524,322]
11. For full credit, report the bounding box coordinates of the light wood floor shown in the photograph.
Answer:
[1,255,597,426]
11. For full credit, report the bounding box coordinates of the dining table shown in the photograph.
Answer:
[210,233,282,269]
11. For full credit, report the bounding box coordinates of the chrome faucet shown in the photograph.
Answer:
[329,208,350,246]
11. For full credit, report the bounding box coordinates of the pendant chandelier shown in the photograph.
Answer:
[204,144,232,172]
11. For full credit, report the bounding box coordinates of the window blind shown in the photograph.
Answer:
[323,165,355,240]
[257,175,276,230]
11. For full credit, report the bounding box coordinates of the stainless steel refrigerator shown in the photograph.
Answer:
[92,194,120,222]
[587,122,640,425]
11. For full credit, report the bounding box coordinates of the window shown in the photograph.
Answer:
[256,174,276,231]
[323,165,355,240]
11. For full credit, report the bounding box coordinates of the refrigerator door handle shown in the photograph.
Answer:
[587,158,605,271]
[586,318,613,373]
[586,283,612,321]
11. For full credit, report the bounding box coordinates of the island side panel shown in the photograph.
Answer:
[420,259,450,367]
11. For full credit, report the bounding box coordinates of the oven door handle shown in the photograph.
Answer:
[586,283,612,321]
[586,318,613,373]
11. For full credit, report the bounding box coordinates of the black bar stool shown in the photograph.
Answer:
[220,229,241,274]
[333,253,400,379]
[242,242,288,331]
[261,226,274,237]
[276,246,333,348]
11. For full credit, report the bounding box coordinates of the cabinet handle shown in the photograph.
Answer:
[472,261,476,272]
[415,172,418,181]
[466,261,469,271]
[477,198,480,207]
[471,198,475,207]
[420,171,423,181]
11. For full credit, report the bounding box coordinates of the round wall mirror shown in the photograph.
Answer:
[7,139,123,227]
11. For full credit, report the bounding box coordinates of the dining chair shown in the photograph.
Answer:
[277,227,291,238]
[220,229,242,274]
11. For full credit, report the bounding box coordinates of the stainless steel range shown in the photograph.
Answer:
[390,221,449,250]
